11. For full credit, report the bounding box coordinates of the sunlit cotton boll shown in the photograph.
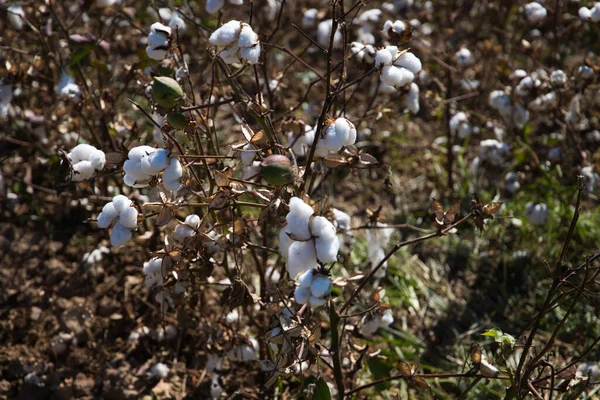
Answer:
[169,11,186,32]
[206,0,225,14]
[56,71,82,100]
[110,222,132,247]
[406,83,420,114]
[580,165,600,192]
[163,157,183,182]
[97,202,119,228]
[302,8,318,27]
[394,52,422,74]
[209,20,241,46]
[578,65,595,80]
[286,197,314,240]
[579,4,600,22]
[174,214,200,241]
[311,216,339,263]
[551,70,567,87]
[480,358,499,377]
[317,19,342,48]
[227,337,259,362]
[287,240,318,279]
[146,22,171,60]
[351,42,376,65]
[315,118,357,157]
[375,46,397,68]
[7,5,25,30]
[143,257,163,288]
[360,309,394,336]
[382,20,405,37]
[455,47,474,67]
[525,202,549,226]
[310,275,332,298]
[118,206,138,229]
[0,81,13,119]
[523,2,547,23]
[479,139,509,167]
[380,66,414,88]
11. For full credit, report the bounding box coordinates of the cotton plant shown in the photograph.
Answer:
[523,2,547,24]
[350,42,376,65]
[209,20,261,65]
[382,19,407,38]
[206,0,244,15]
[67,144,106,182]
[374,46,421,90]
[366,222,394,278]
[360,308,394,336]
[294,268,333,307]
[122,146,183,191]
[579,3,600,21]
[315,117,357,157]
[279,197,339,280]
[97,195,139,246]
[146,22,171,60]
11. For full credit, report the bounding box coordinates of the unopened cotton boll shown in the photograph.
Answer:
[524,2,547,23]
[394,52,422,74]
[97,202,119,228]
[287,240,318,279]
[406,83,420,114]
[209,20,241,46]
[525,202,549,226]
[7,5,25,30]
[286,197,314,240]
[110,222,132,247]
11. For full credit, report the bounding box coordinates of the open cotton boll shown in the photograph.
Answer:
[238,24,259,48]
[287,240,318,279]
[332,209,351,231]
[163,158,183,182]
[375,48,394,68]
[112,195,131,213]
[174,224,195,241]
[360,315,381,336]
[551,70,567,87]
[294,286,311,304]
[124,173,150,188]
[184,214,201,230]
[118,206,138,229]
[151,22,172,35]
[351,42,376,64]
[310,275,332,298]
[69,144,96,164]
[145,148,170,174]
[57,71,82,100]
[286,197,314,240]
[406,83,420,114]
[525,202,549,226]
[369,247,388,278]
[524,2,547,23]
[219,44,241,64]
[302,8,318,27]
[128,146,156,162]
[394,52,422,74]
[297,268,314,288]
[381,66,414,88]
[206,0,225,14]
[210,20,241,46]
[89,149,106,171]
[288,126,315,157]
[334,117,357,146]
[240,45,261,64]
[169,11,186,32]
[7,5,25,31]
[311,216,339,263]
[383,20,405,36]
[143,257,163,288]
[279,227,293,258]
[455,47,474,67]
[110,222,132,247]
[317,19,342,48]
[72,161,96,181]
[97,202,119,228]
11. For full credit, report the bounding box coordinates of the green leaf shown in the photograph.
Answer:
[312,377,331,400]
[70,44,93,66]
[482,328,516,347]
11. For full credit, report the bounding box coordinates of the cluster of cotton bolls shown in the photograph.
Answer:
[174,214,201,241]
[97,195,138,246]
[279,197,339,280]
[206,0,243,14]
[209,20,261,65]
[143,256,188,309]
[488,89,529,129]
[146,23,171,60]
[523,2,547,24]
[287,125,315,158]
[123,146,183,191]
[360,308,394,336]
[579,3,600,21]
[366,223,394,278]
[56,71,82,100]
[315,117,357,157]
[294,268,333,307]
[374,46,422,90]
[67,144,106,181]
[525,202,549,226]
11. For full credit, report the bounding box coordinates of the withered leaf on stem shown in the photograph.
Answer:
[358,152,378,165]
[155,206,172,227]
[214,169,232,187]
[324,154,348,168]
[398,361,413,377]
[209,191,230,210]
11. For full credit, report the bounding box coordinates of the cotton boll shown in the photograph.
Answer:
[206,0,225,14]
[119,206,138,229]
[128,146,155,162]
[382,20,405,36]
[238,24,258,48]
[97,202,119,228]
[380,309,394,327]
[279,227,293,258]
[525,202,549,226]
[123,160,152,183]
[57,71,82,100]
[375,48,394,68]
[110,195,129,212]
[581,166,600,192]
[515,76,534,96]
[505,172,521,194]
[310,275,332,298]
[163,179,181,191]
[378,81,398,95]
[360,315,381,336]
[146,149,170,174]
[512,105,529,129]
[287,240,318,279]
[169,11,186,32]
[7,5,25,30]
[72,161,95,181]
[406,83,420,114]
[219,44,241,64]
[394,52,422,74]
[69,144,96,164]
[309,296,327,307]
[578,65,594,80]
[380,66,414,87]
[209,20,242,46]
[146,46,168,60]
[311,216,338,263]
[288,125,315,157]
[150,363,169,379]
[332,209,351,231]
[286,197,314,240]
[184,214,200,230]
[551,70,567,87]
[174,224,195,241]
[163,158,183,182]
[302,8,318,27]
[110,222,132,246]
[89,149,106,171]
[455,47,473,67]
[317,19,342,48]
[143,257,163,288]
[579,7,592,20]
[524,2,547,23]
[294,285,311,304]
[297,268,314,288]
[239,45,261,64]
[227,337,259,362]
[450,112,472,139]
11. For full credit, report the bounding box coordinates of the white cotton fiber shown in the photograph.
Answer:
[239,45,261,64]
[128,146,155,162]
[209,20,241,46]
[206,0,225,14]
[97,202,119,228]
[89,150,106,170]
[185,214,200,229]
[112,195,131,212]
[310,275,332,298]
[279,227,293,258]
[297,268,314,288]
[163,158,183,181]
[69,144,96,164]
[394,52,422,74]
[287,240,318,279]
[375,48,394,68]
[119,206,138,229]
[238,25,258,48]
[143,257,163,288]
[163,179,181,191]
[174,224,195,240]
[72,161,95,181]
[286,197,314,240]
[381,66,414,87]
[309,296,327,307]
[311,216,338,263]
[110,222,132,247]
[294,286,311,304]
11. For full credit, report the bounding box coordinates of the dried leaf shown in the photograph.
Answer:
[209,191,230,210]
[155,206,172,227]
[324,154,348,168]
[105,152,126,164]
[358,153,378,165]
